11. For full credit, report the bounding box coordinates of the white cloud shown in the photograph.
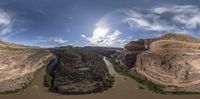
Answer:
[124,9,176,32]
[124,5,200,33]
[153,5,199,14]
[81,34,86,38]
[87,26,122,47]
[84,5,200,47]
[153,5,200,29]
[85,9,136,47]
[53,38,68,43]
[36,37,68,44]
[0,8,13,35]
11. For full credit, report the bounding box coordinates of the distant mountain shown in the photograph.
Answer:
[81,46,122,57]
[52,46,122,57]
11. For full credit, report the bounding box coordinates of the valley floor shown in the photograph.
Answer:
[1,58,200,99]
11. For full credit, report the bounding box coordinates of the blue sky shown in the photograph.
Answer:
[0,0,200,47]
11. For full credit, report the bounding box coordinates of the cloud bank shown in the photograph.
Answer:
[85,5,200,47]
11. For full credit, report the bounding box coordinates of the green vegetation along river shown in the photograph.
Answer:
[1,58,200,99]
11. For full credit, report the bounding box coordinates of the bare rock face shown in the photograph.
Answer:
[112,33,200,92]
[112,39,151,68]
[125,40,147,51]
[136,52,200,91]
[135,39,200,91]
[0,41,54,93]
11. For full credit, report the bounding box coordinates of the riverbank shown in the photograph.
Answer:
[44,48,114,94]
[109,58,200,95]
[1,58,200,99]
[0,54,54,95]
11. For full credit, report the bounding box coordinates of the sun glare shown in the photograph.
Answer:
[93,27,110,39]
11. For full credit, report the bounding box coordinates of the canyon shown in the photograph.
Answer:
[1,33,200,97]
[111,33,200,93]
[0,42,54,93]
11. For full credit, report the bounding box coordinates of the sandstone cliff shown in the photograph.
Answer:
[0,41,54,93]
[112,33,200,92]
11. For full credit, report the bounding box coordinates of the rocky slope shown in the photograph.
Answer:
[0,41,54,93]
[111,33,200,92]
[0,40,29,49]
[45,47,114,94]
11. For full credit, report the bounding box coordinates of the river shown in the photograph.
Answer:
[1,58,200,99]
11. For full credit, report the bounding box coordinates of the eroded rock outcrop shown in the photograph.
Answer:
[112,33,200,92]
[0,41,54,93]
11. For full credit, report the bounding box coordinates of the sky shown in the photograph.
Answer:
[0,0,200,47]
